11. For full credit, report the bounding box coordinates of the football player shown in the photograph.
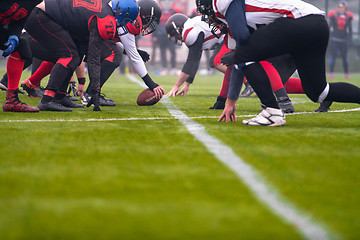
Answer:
[1,0,42,112]
[165,13,302,113]
[115,0,165,100]
[197,0,360,126]
[25,0,139,111]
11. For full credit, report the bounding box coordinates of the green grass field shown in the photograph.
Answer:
[0,69,359,240]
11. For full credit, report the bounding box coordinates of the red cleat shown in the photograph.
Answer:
[3,90,39,112]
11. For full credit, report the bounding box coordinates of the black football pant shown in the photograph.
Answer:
[25,8,82,93]
[329,40,349,74]
[236,14,360,106]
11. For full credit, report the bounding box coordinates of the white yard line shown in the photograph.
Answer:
[126,74,338,240]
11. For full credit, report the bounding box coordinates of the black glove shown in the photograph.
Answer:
[137,49,150,62]
[221,51,236,66]
[87,89,101,111]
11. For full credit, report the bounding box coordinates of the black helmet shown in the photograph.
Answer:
[195,0,226,39]
[165,13,188,45]
[138,0,162,36]
[195,0,214,17]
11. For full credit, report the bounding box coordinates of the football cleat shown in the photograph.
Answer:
[56,95,84,108]
[239,82,255,98]
[243,106,285,126]
[209,96,226,109]
[82,92,115,106]
[314,101,333,113]
[38,100,72,112]
[277,96,295,113]
[0,77,7,91]
[3,90,39,112]
[21,79,42,98]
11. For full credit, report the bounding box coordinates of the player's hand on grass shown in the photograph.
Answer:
[153,85,165,99]
[76,84,85,99]
[218,98,237,122]
[166,85,180,97]
[176,82,190,96]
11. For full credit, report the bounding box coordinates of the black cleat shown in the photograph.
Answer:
[0,77,7,91]
[315,101,333,112]
[209,96,226,109]
[277,96,295,113]
[38,100,72,112]
[82,92,115,106]
[57,95,84,108]
[239,82,255,98]
[99,94,116,106]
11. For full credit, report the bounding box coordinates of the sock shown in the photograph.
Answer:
[284,78,304,94]
[55,91,66,100]
[28,61,55,86]
[41,90,56,103]
[7,51,25,90]
[219,66,232,98]
[260,61,284,92]
[274,87,288,99]
[326,82,360,103]
[243,62,279,109]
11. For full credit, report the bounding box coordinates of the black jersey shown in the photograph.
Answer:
[328,10,353,41]
[44,0,116,42]
[0,0,42,36]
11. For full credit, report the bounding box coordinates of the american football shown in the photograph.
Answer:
[136,88,159,106]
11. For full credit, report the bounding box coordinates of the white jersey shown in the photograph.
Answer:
[182,16,224,50]
[213,0,325,49]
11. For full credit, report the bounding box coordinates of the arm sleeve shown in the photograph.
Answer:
[227,67,244,100]
[87,18,102,90]
[225,0,250,47]
[181,32,204,83]
[120,33,148,78]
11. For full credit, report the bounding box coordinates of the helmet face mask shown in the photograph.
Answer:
[112,0,139,36]
[195,0,226,39]
[138,0,162,36]
[168,22,183,46]
[165,13,188,46]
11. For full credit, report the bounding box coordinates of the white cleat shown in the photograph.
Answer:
[243,107,286,126]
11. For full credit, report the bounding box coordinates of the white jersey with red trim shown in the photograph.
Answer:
[213,0,324,49]
[182,16,224,50]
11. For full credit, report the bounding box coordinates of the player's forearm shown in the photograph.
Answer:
[175,72,190,87]
[227,67,244,100]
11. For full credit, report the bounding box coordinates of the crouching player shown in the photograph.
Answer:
[1,0,42,112]
[25,0,139,111]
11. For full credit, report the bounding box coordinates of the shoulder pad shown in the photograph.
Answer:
[89,15,116,40]
[126,15,142,36]
[346,11,354,19]
[328,10,336,18]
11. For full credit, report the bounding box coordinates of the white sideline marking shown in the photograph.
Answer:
[126,74,336,240]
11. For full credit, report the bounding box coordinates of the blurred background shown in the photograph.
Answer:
[1,0,360,75]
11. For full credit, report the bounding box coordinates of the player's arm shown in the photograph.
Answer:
[74,61,86,98]
[120,33,164,99]
[167,32,204,97]
[87,17,103,110]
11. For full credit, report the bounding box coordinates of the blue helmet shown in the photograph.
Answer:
[112,0,139,35]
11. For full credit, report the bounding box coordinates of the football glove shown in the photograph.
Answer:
[137,49,150,62]
[2,35,19,58]
[220,51,236,66]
